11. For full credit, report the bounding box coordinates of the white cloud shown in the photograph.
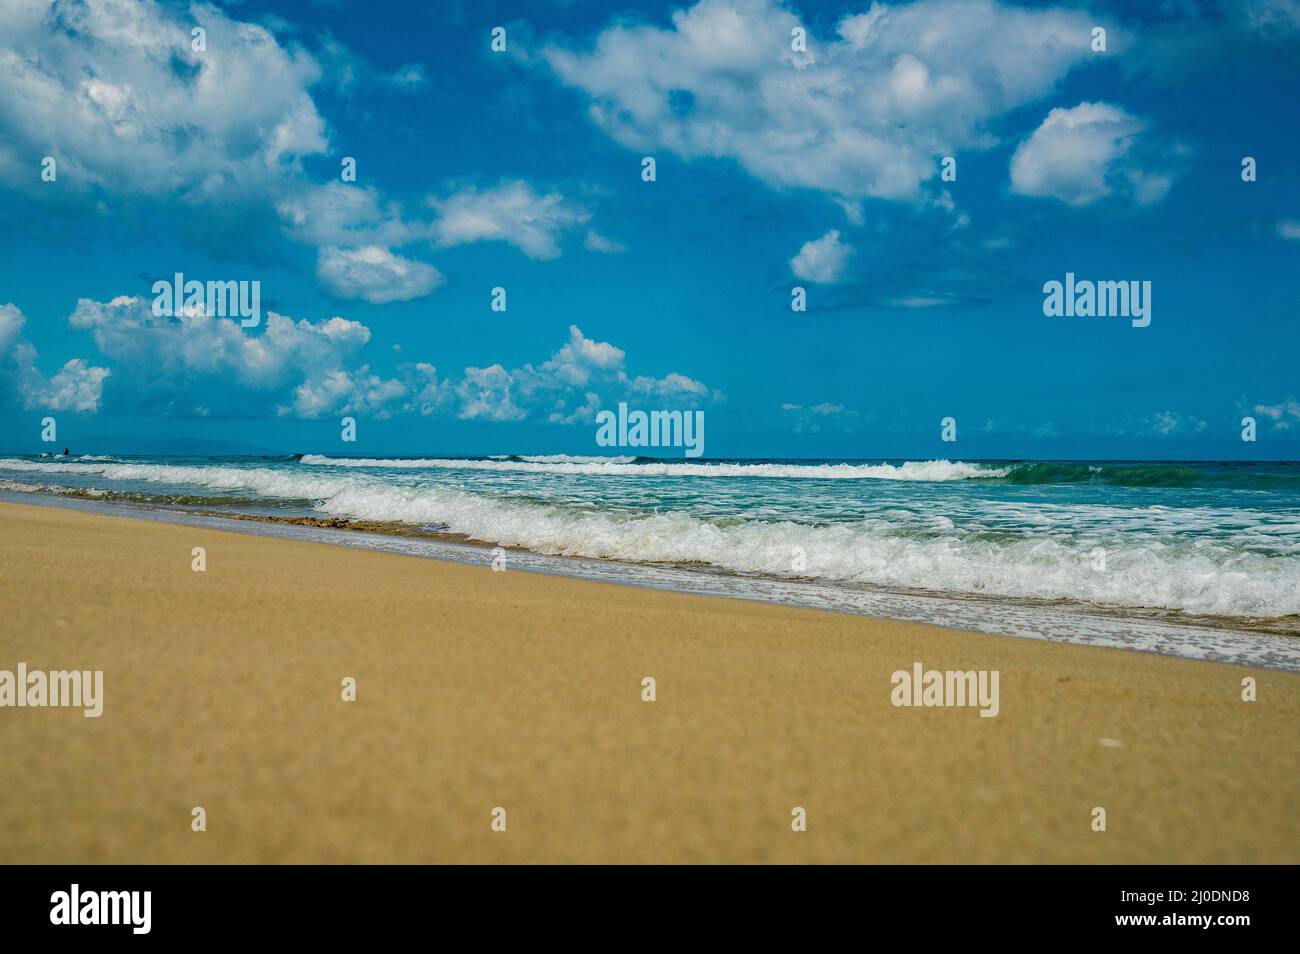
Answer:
[1254,396,1300,429]
[1276,220,1300,241]
[451,365,529,422]
[280,367,408,419]
[548,391,604,425]
[385,63,430,91]
[316,246,445,303]
[64,295,405,418]
[0,0,327,198]
[545,0,1102,204]
[0,0,457,310]
[0,5,611,307]
[37,359,114,413]
[629,372,711,401]
[584,230,627,253]
[0,302,23,355]
[428,325,717,423]
[401,362,445,416]
[277,183,420,249]
[542,324,627,385]
[791,230,851,283]
[69,298,373,387]
[1010,102,1172,207]
[285,179,598,287]
[41,298,716,425]
[429,180,591,259]
[0,304,110,413]
[888,295,954,308]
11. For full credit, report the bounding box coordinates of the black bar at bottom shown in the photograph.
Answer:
[0,865,1288,940]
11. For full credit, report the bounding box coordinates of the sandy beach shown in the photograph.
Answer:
[0,498,1296,864]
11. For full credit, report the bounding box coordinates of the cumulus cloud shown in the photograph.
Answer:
[282,179,596,279]
[0,303,23,355]
[0,304,110,413]
[316,246,446,304]
[791,230,852,283]
[1254,396,1300,429]
[280,367,408,419]
[64,295,405,418]
[0,3,585,303]
[277,183,421,249]
[0,0,455,309]
[545,0,1102,206]
[450,365,529,422]
[36,298,716,425]
[36,359,114,413]
[429,180,591,259]
[1009,102,1173,207]
[0,0,327,197]
[629,372,712,401]
[423,325,718,423]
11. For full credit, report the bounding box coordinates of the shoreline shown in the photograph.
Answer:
[5,489,1299,673]
[1,498,1297,863]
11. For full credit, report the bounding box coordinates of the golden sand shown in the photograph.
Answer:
[0,500,1296,863]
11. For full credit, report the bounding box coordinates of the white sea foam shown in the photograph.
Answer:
[0,478,49,493]
[306,483,1300,618]
[518,454,638,464]
[298,454,1005,481]
[0,458,348,499]
[39,500,1294,671]
[4,457,1298,618]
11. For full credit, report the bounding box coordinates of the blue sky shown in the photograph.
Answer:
[1,0,1297,459]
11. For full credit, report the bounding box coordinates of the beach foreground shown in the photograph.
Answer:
[1,500,1296,863]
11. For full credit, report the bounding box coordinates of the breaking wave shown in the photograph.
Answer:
[298,455,1006,481]
[3,456,1298,618]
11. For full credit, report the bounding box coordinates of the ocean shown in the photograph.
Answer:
[3,453,1299,670]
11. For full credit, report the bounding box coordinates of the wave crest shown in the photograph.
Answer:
[4,456,1298,618]
[298,455,1005,480]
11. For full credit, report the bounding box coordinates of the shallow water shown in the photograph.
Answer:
[4,453,1298,670]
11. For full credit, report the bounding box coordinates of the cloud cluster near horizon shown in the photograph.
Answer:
[0,304,110,414]
[1,298,716,424]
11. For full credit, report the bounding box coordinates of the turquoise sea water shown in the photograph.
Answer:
[4,453,1298,628]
